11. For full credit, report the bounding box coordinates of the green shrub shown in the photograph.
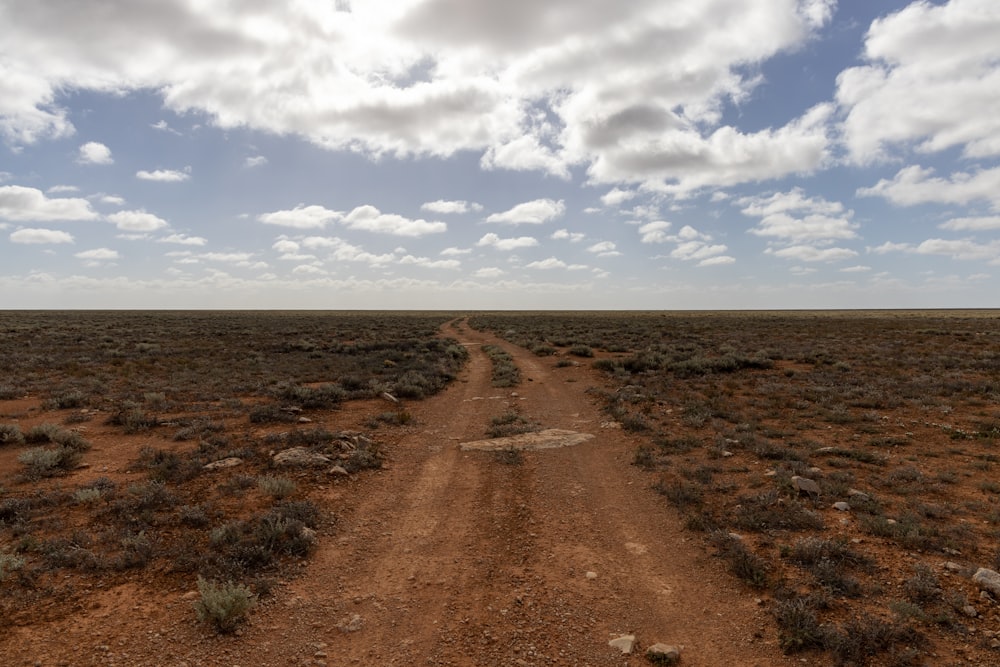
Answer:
[0,423,25,446]
[0,552,25,581]
[257,476,297,499]
[774,597,827,653]
[18,446,81,479]
[73,488,103,505]
[193,576,254,633]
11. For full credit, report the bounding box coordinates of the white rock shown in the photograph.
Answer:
[203,457,243,470]
[608,635,636,654]
[832,502,850,511]
[973,568,1000,597]
[646,643,681,664]
[791,476,820,496]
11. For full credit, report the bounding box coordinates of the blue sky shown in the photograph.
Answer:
[1,0,998,309]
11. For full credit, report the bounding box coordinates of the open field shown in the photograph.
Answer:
[1,310,999,666]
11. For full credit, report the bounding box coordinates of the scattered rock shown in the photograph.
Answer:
[646,643,681,664]
[963,605,978,618]
[297,416,313,424]
[337,614,364,633]
[381,392,399,404]
[273,447,332,467]
[721,451,734,458]
[791,476,820,496]
[203,457,243,470]
[181,591,199,600]
[847,489,871,501]
[807,467,823,475]
[608,635,636,654]
[585,571,598,580]
[328,465,349,477]
[973,568,1000,597]
[832,502,850,511]
[764,470,777,477]
[944,561,964,573]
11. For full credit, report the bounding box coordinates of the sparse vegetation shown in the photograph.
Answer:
[193,576,255,633]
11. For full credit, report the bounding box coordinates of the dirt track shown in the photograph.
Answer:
[4,319,798,666]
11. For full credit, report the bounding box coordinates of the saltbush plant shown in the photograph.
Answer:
[193,576,254,633]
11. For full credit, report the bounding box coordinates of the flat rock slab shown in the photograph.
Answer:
[460,428,594,452]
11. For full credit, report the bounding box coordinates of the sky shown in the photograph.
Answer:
[1,0,998,310]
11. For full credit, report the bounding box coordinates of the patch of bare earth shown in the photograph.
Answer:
[0,318,797,667]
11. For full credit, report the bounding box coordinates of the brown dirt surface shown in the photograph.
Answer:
[0,318,798,666]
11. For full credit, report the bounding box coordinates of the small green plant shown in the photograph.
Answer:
[486,411,539,438]
[193,576,255,633]
[0,552,26,581]
[0,423,25,446]
[257,476,298,499]
[493,447,523,466]
[18,446,81,479]
[774,597,827,653]
[73,488,103,505]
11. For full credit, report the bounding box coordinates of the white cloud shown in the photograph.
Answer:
[474,267,506,278]
[176,252,257,264]
[301,236,397,266]
[766,245,858,262]
[858,165,1000,212]
[600,188,636,207]
[398,255,461,269]
[343,205,447,236]
[525,257,588,270]
[940,216,1000,231]
[107,209,169,232]
[136,169,190,182]
[0,185,98,222]
[440,247,471,256]
[740,188,858,243]
[244,155,268,168]
[75,247,119,261]
[47,184,79,193]
[151,120,181,135]
[875,238,1000,265]
[421,199,483,214]
[480,135,569,179]
[698,255,736,267]
[158,233,207,245]
[637,220,672,244]
[587,241,620,257]
[840,265,871,273]
[837,0,1000,163]
[10,227,74,244]
[486,198,565,225]
[476,232,539,251]
[551,228,585,242]
[77,141,113,165]
[258,205,342,229]
[100,195,126,206]
[0,1,835,193]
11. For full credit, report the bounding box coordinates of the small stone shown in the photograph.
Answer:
[338,614,364,633]
[791,476,820,496]
[273,447,332,467]
[381,392,399,404]
[973,568,1000,597]
[764,470,777,477]
[991,638,1000,649]
[832,502,850,511]
[944,562,964,573]
[298,416,312,423]
[608,635,636,654]
[181,591,199,600]
[646,643,681,664]
[963,605,978,618]
[585,571,598,580]
[203,457,243,470]
[847,489,871,501]
[721,451,734,458]
[328,465,349,477]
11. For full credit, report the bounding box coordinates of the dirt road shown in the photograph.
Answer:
[5,319,798,666]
